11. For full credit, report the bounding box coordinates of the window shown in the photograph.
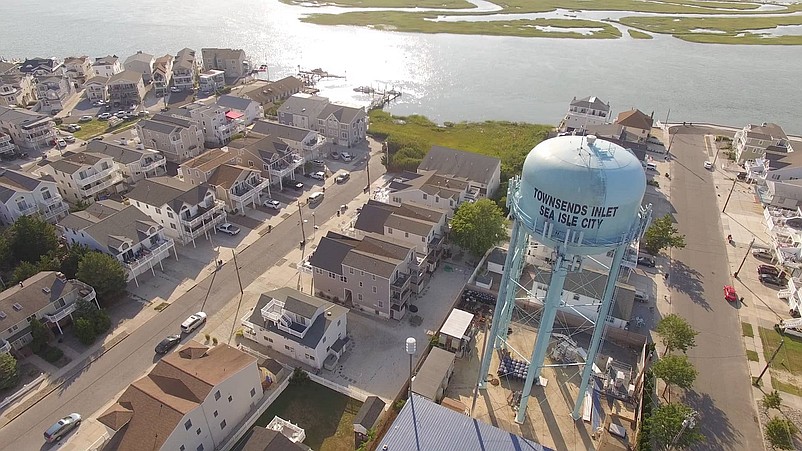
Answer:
[358,293,363,301]
[228,395,233,402]
[185,419,192,430]
[266,337,273,343]
[171,223,177,229]
[422,194,428,200]
[250,387,257,397]
[155,208,161,214]
[285,345,292,351]
[180,446,185,451]
[340,276,347,283]
[213,410,218,417]
[372,274,376,281]
[349,268,354,274]
[378,301,383,308]
[359,281,363,287]
[405,232,409,238]
[168,212,174,219]
[248,160,254,167]
[372,286,377,293]
[387,227,393,234]
[197,444,204,451]
[315,268,322,274]
[214,390,221,401]
[196,427,202,435]
[573,294,580,301]
[220,420,227,429]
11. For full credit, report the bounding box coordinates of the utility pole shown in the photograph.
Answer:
[722,178,738,212]
[228,250,245,343]
[733,238,755,279]
[471,314,489,416]
[755,338,785,386]
[365,151,371,193]
[297,201,306,246]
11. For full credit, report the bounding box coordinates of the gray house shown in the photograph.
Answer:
[277,93,330,130]
[418,145,502,199]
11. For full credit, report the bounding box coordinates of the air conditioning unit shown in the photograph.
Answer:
[0,311,6,319]
[12,303,23,311]
[42,287,51,294]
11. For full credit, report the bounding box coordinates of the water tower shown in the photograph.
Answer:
[477,135,652,423]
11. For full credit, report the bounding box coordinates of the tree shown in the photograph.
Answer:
[762,390,783,412]
[647,403,703,451]
[73,317,96,345]
[642,214,686,255]
[651,354,698,400]
[656,314,698,355]
[76,252,127,301]
[60,245,90,279]
[73,299,112,338]
[29,318,52,354]
[765,416,799,450]
[0,352,19,390]
[450,199,508,256]
[12,261,40,284]
[7,215,59,264]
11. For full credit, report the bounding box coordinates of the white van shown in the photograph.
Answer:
[308,192,324,204]
[645,162,658,171]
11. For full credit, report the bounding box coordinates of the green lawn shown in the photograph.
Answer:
[618,14,802,45]
[759,327,802,395]
[742,322,754,338]
[253,382,362,451]
[771,377,802,397]
[71,118,142,140]
[282,0,474,8]
[746,350,759,362]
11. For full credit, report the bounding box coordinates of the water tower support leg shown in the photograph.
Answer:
[477,220,525,389]
[571,244,626,420]
[516,253,569,424]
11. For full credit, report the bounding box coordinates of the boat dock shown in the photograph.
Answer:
[297,67,345,86]
[368,88,402,110]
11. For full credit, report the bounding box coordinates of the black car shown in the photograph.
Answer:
[637,256,656,267]
[155,334,181,354]
[760,274,787,288]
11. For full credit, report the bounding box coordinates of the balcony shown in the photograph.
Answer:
[230,177,270,207]
[40,201,68,222]
[0,340,11,354]
[79,164,118,185]
[260,298,309,338]
[141,156,166,173]
[303,135,325,153]
[123,238,175,276]
[16,203,38,216]
[78,173,123,198]
[180,201,226,241]
[44,302,77,323]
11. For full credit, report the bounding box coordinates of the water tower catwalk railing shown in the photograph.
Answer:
[476,174,652,424]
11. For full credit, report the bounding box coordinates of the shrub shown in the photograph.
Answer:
[30,318,51,354]
[74,317,96,345]
[38,345,64,363]
[212,337,218,345]
[290,367,310,386]
[0,353,20,390]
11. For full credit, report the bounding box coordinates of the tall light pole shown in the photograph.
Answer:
[733,238,755,279]
[405,337,416,398]
[297,201,306,246]
[669,410,698,450]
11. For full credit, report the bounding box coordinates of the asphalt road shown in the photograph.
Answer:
[0,155,384,450]
[667,126,761,450]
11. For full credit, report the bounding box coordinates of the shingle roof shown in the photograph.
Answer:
[250,120,313,142]
[308,233,358,276]
[377,395,553,451]
[240,76,305,105]
[615,108,654,131]
[207,164,253,190]
[412,347,455,400]
[124,52,154,65]
[18,57,59,74]
[107,70,142,84]
[173,48,196,71]
[84,75,109,86]
[181,147,234,171]
[0,169,44,202]
[93,55,118,66]
[354,200,437,237]
[318,103,365,124]
[126,176,211,212]
[570,95,610,111]
[45,150,109,174]
[353,396,385,429]
[59,200,161,253]
[85,140,152,165]
[279,93,329,118]
[0,272,91,329]
[418,146,501,186]
[217,94,256,111]
[0,105,52,128]
[240,426,306,451]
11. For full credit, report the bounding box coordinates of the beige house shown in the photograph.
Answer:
[251,120,325,161]
[123,51,155,84]
[417,145,502,200]
[135,113,205,163]
[172,47,199,90]
[201,48,249,79]
[41,150,124,202]
[152,54,174,97]
[0,105,56,150]
[98,342,262,451]
[0,272,97,354]
[225,133,304,190]
[85,139,167,185]
[236,76,304,106]
[63,56,93,86]
[0,73,37,107]
[385,170,468,216]
[107,70,146,107]
[734,122,794,163]
[614,108,654,143]
[180,149,269,215]
[316,103,367,147]
[36,75,74,113]
[92,55,122,78]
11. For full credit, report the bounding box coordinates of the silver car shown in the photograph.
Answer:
[44,413,82,443]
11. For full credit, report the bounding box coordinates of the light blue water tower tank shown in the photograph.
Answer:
[513,135,647,255]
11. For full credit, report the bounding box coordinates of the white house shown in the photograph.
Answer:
[216,95,263,126]
[0,169,68,225]
[0,272,98,354]
[417,145,502,199]
[184,103,242,145]
[135,113,205,163]
[85,139,167,186]
[199,69,225,92]
[734,122,794,163]
[63,56,93,86]
[0,105,56,150]
[316,103,367,147]
[98,342,262,451]
[241,287,348,370]
[35,75,75,114]
[41,150,124,203]
[123,51,155,84]
[152,54,174,97]
[278,93,330,130]
[561,95,611,132]
[0,131,16,157]
[126,176,227,246]
[58,200,177,285]
[84,76,108,103]
[251,120,325,161]
[385,170,468,216]
[92,55,122,78]
[0,73,37,108]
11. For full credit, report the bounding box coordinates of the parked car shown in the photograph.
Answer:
[724,285,738,302]
[98,112,111,120]
[92,100,104,107]
[308,191,324,204]
[760,274,787,288]
[703,161,713,170]
[56,139,67,148]
[170,86,182,93]
[753,249,774,260]
[310,171,326,180]
[335,172,350,184]
[216,223,241,236]
[180,312,207,334]
[78,115,93,122]
[63,135,76,143]
[341,152,353,162]
[637,256,656,267]
[44,413,82,443]
[737,172,748,180]
[263,199,281,210]
[311,159,325,167]
[329,151,340,160]
[634,291,649,303]
[758,265,786,278]
[155,334,181,354]
[291,181,304,190]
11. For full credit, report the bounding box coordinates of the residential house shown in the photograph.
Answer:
[152,54,174,97]
[0,168,68,225]
[35,75,74,113]
[201,48,249,79]
[384,170,469,215]
[63,56,93,86]
[734,122,794,163]
[216,95,263,126]
[353,396,385,448]
[135,113,204,163]
[123,51,155,84]
[172,48,199,91]
[98,342,262,451]
[183,103,243,145]
[0,105,56,150]
[417,145,502,199]
[278,93,330,130]
[560,95,611,132]
[614,108,654,143]
[84,76,108,103]
[761,180,802,210]
[199,69,225,93]
[763,206,802,314]
[411,347,456,402]
[241,287,348,370]
[0,61,18,75]
[17,57,63,77]
[0,271,98,354]
[239,426,306,451]
[236,76,304,106]
[226,133,304,190]
[180,149,269,214]
[107,70,146,107]
[41,150,124,202]
[85,139,167,185]
[316,103,367,147]
[583,123,648,162]
[251,120,325,161]
[126,176,227,246]
[0,132,15,156]
[0,73,37,107]
[92,55,122,78]
[59,200,176,284]
[353,199,448,277]
[309,231,421,320]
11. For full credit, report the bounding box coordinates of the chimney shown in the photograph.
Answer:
[56,272,67,282]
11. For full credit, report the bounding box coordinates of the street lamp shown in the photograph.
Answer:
[405,337,416,398]
[669,410,698,450]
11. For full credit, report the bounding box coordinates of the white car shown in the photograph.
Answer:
[216,223,241,236]
[341,152,353,162]
[170,86,182,93]
[57,139,67,148]
[63,135,76,143]
[704,161,713,170]
[310,171,326,180]
[181,312,207,333]
[263,199,281,210]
